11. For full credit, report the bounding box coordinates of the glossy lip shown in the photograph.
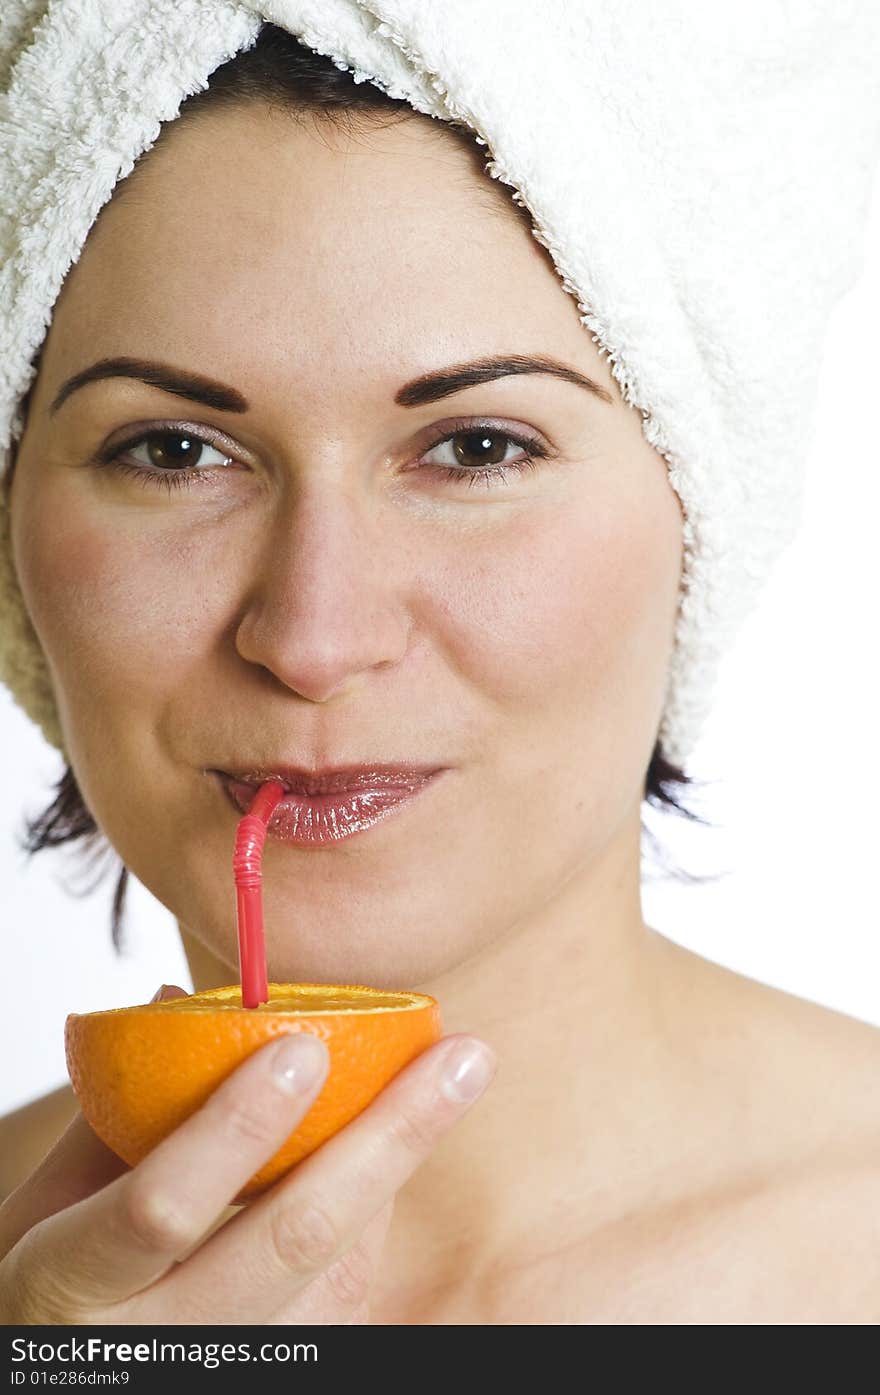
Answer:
[213,768,445,846]
[213,763,444,796]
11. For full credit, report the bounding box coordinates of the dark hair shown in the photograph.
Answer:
[10,23,713,952]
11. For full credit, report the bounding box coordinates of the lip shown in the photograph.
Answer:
[212,765,445,847]
[215,763,444,796]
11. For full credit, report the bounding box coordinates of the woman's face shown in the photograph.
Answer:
[10,106,683,985]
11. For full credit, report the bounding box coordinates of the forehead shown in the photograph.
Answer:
[41,105,587,404]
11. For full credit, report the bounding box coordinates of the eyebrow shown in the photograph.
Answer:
[49,350,614,417]
[49,358,250,415]
[394,353,614,407]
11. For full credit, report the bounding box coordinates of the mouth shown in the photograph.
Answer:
[210,764,446,847]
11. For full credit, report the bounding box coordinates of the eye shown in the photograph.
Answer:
[90,427,237,495]
[124,431,233,472]
[418,424,550,488]
[422,428,534,471]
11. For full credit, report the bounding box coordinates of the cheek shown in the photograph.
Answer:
[436,487,681,730]
[12,488,203,743]
[406,475,682,914]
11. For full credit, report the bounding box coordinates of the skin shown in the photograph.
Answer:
[4,105,880,1324]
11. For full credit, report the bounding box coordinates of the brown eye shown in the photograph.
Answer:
[121,430,233,472]
[423,428,534,472]
[143,432,209,469]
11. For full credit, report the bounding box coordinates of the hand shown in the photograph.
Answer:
[0,984,497,1324]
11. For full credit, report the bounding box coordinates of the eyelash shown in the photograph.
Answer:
[91,421,551,496]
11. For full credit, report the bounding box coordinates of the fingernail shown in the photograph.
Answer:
[271,1034,327,1094]
[149,983,169,1003]
[441,1040,497,1104]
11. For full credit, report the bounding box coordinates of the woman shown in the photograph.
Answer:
[2,13,880,1324]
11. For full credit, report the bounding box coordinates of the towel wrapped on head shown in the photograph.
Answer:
[1,0,879,766]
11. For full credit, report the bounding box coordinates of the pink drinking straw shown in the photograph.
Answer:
[233,780,287,1008]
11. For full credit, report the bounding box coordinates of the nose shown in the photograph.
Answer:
[234,488,412,703]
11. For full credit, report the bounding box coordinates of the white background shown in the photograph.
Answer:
[2,173,878,1120]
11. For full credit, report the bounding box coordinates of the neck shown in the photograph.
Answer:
[177,920,233,994]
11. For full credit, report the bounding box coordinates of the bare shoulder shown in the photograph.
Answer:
[567,970,880,1323]
[0,1082,79,1202]
[738,970,880,1320]
[637,941,880,1321]
[559,1153,880,1325]
[646,1145,880,1324]
[658,935,880,1153]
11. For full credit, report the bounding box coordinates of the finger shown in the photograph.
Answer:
[165,1034,496,1322]
[16,1032,330,1313]
[149,984,190,1003]
[264,1199,395,1325]
[0,1112,130,1259]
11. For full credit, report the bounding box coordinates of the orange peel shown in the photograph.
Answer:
[65,982,442,1203]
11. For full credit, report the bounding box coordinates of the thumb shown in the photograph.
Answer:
[1,986,191,1258]
[149,983,190,1003]
[0,1111,129,1260]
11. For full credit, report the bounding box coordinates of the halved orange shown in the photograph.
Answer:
[65,983,442,1203]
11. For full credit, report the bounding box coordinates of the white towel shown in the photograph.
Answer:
[1,1,879,765]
